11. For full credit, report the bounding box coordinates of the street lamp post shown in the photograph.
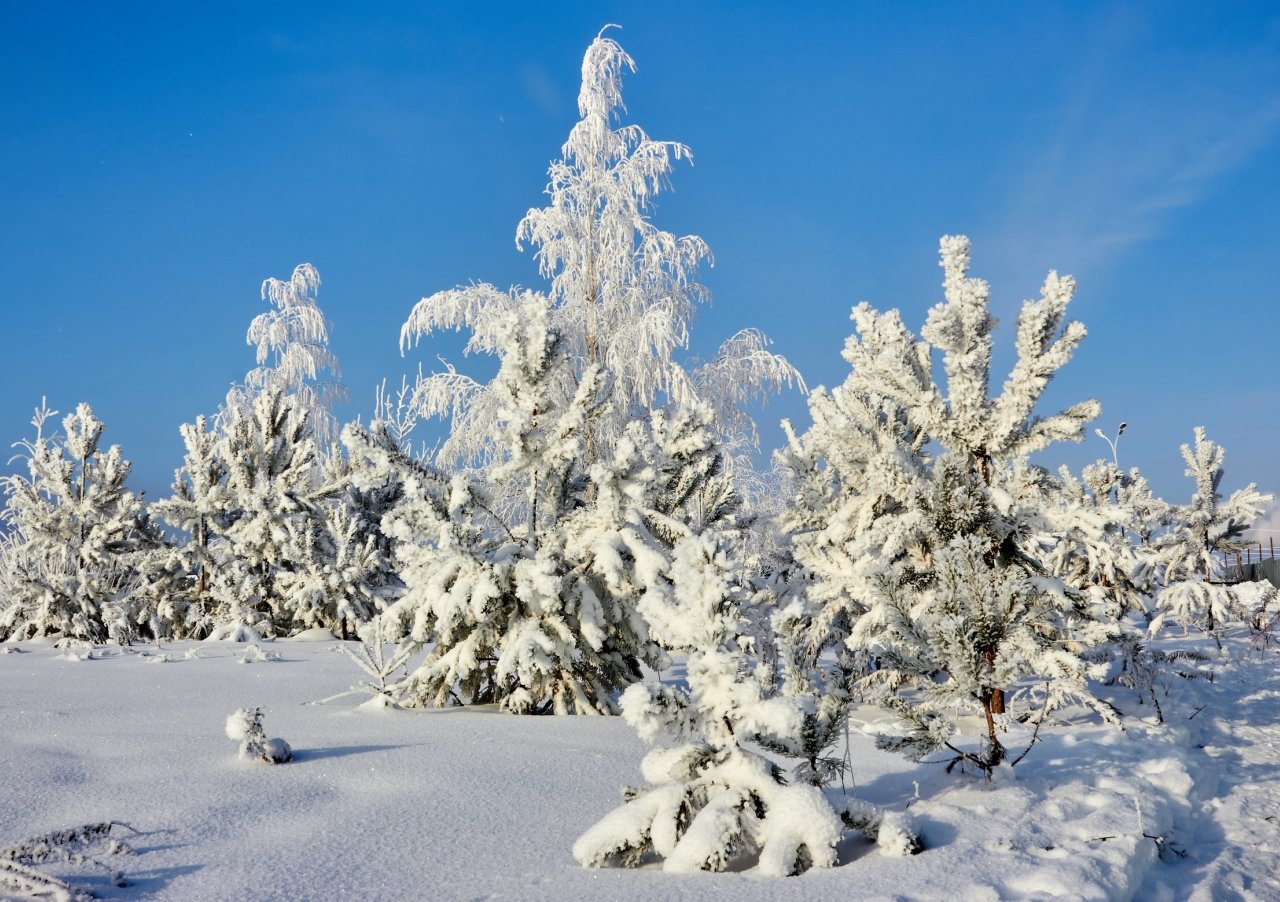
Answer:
[1095,422,1127,468]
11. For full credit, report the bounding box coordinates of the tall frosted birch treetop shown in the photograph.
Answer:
[223,263,349,450]
[399,27,800,468]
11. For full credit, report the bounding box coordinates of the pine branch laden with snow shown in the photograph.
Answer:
[783,237,1122,775]
[0,402,162,644]
[1151,427,1272,638]
[220,263,349,451]
[398,28,801,485]
[575,531,856,877]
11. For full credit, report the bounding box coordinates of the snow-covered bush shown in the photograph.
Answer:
[0,402,161,643]
[225,707,292,764]
[575,532,851,876]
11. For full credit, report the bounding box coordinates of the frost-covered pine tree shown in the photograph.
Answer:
[347,298,636,711]
[222,263,348,450]
[207,388,323,638]
[774,356,928,666]
[155,401,394,640]
[275,487,389,638]
[1043,459,1190,717]
[399,28,799,472]
[574,530,848,876]
[791,237,1120,773]
[1153,427,1270,638]
[348,297,745,713]
[149,414,238,637]
[1047,460,1158,622]
[0,402,160,643]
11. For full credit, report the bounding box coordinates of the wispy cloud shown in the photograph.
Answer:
[985,9,1280,279]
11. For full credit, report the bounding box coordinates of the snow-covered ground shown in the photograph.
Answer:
[3,631,1279,901]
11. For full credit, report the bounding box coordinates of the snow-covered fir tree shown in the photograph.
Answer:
[347,297,743,713]
[149,414,237,638]
[0,403,160,643]
[154,397,392,640]
[222,262,348,450]
[398,28,800,474]
[189,389,322,638]
[1153,427,1271,638]
[574,530,848,876]
[787,237,1121,773]
[282,452,396,638]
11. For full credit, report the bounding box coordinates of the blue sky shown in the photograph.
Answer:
[1,2,1277,506]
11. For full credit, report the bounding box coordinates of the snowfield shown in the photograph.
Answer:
[3,631,1279,901]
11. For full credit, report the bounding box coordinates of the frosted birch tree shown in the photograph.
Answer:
[222,263,348,449]
[399,28,800,471]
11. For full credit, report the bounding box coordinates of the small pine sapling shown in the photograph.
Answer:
[756,603,856,789]
[1153,428,1271,643]
[574,533,851,877]
[0,402,160,644]
[312,616,415,709]
[839,800,923,857]
[225,707,292,763]
[1246,582,1280,651]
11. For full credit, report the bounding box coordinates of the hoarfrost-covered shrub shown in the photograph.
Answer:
[225,707,292,764]
[1,821,137,900]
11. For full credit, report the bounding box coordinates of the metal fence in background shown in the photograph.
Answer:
[1221,538,1280,587]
